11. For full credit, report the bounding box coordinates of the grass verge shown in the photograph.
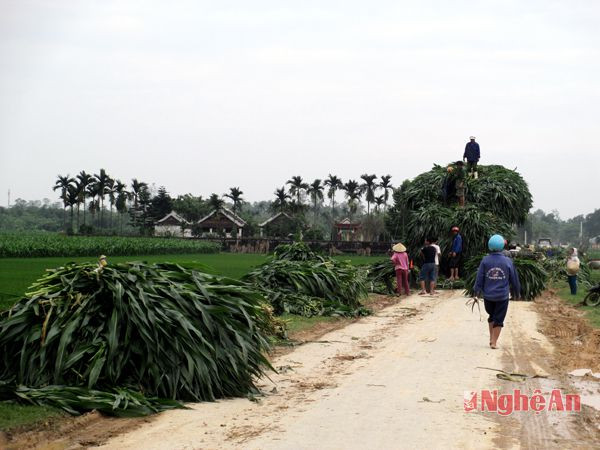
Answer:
[0,402,65,432]
[552,270,600,328]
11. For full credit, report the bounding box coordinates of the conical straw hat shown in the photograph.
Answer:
[392,243,406,253]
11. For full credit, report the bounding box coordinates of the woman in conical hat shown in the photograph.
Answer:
[391,243,410,296]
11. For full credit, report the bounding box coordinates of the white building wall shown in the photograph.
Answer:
[155,225,192,238]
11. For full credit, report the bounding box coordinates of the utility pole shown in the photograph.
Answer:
[7,189,10,207]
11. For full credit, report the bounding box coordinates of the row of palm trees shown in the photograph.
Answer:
[54,171,393,235]
[273,174,393,220]
[53,170,149,232]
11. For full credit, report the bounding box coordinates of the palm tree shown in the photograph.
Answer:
[208,193,224,211]
[286,176,308,205]
[53,174,74,231]
[343,179,362,219]
[114,180,129,234]
[86,181,100,227]
[76,171,93,227]
[273,187,291,213]
[130,178,148,209]
[374,195,385,213]
[307,179,324,227]
[94,169,111,228]
[360,174,378,216]
[66,184,79,233]
[224,187,244,214]
[324,174,343,239]
[324,174,343,218]
[107,178,118,229]
[379,175,393,211]
[74,181,83,231]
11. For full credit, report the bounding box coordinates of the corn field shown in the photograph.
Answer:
[0,233,220,258]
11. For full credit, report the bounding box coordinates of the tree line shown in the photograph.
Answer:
[3,170,598,245]
[48,171,394,238]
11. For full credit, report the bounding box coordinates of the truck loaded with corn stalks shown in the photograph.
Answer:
[381,163,554,299]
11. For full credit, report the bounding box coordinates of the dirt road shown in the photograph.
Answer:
[99,291,600,450]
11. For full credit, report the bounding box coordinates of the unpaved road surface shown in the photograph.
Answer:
[95,291,600,449]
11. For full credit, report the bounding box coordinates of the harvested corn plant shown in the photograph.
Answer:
[243,258,368,317]
[0,262,273,416]
[365,260,396,294]
[463,255,548,300]
[364,260,420,294]
[272,242,326,262]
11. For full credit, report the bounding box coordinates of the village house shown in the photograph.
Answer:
[154,211,191,238]
[334,218,363,241]
[259,212,295,238]
[196,207,246,238]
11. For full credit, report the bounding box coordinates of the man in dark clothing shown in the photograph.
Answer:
[454,161,466,207]
[473,234,521,349]
[419,238,438,296]
[463,136,480,179]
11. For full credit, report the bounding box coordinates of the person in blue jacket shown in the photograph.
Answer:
[463,136,480,179]
[448,226,463,281]
[473,234,521,349]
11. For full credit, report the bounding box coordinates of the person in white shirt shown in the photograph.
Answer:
[566,247,580,295]
[430,237,442,279]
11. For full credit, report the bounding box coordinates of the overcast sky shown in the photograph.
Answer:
[0,0,598,218]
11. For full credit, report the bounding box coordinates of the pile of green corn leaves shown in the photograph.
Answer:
[243,242,369,317]
[463,255,548,300]
[386,164,532,260]
[364,260,422,294]
[0,262,273,416]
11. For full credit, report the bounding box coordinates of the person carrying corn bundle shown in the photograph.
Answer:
[463,136,480,179]
[566,247,580,295]
[391,243,410,297]
[473,234,521,349]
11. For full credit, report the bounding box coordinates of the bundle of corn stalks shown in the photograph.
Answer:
[244,242,368,317]
[272,242,326,262]
[541,257,592,286]
[462,255,548,300]
[364,260,420,294]
[0,262,273,416]
[386,164,532,261]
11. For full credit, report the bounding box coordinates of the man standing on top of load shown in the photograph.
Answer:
[463,136,480,179]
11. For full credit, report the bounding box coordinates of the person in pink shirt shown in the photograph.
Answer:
[391,243,410,296]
